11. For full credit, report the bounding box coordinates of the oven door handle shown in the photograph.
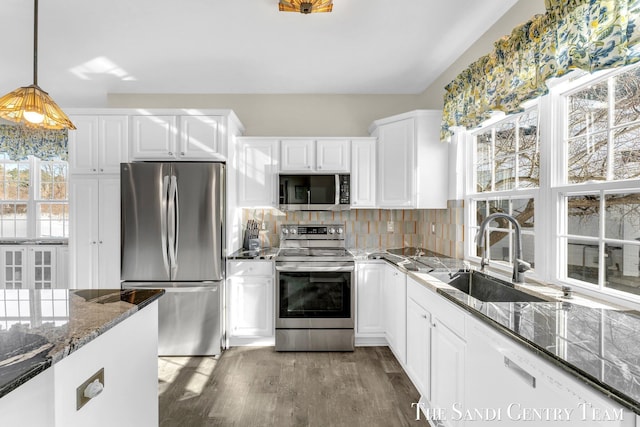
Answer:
[276,265,355,273]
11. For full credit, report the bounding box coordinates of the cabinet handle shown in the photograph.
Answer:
[168,152,173,156]
[306,165,311,169]
[421,314,427,319]
[432,323,437,327]
[181,152,185,155]
[504,356,536,388]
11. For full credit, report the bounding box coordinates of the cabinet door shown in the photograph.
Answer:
[356,263,384,335]
[229,277,274,337]
[280,139,315,171]
[316,139,350,172]
[29,246,56,289]
[431,319,466,427]
[237,139,278,207]
[377,119,415,208]
[351,139,376,208]
[56,246,69,289]
[0,247,27,289]
[98,116,128,174]
[406,297,430,399]
[384,265,407,363]
[179,115,223,159]
[130,115,177,160]
[69,179,99,288]
[68,116,99,174]
[98,178,121,288]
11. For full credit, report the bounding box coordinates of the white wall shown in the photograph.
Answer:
[107,0,545,136]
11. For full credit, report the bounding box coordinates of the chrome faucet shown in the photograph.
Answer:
[476,213,531,284]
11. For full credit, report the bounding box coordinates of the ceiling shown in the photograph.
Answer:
[2,0,518,107]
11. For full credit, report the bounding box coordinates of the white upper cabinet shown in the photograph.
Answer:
[179,115,221,159]
[316,139,350,172]
[130,115,178,160]
[280,139,315,171]
[130,111,241,161]
[350,138,376,208]
[279,138,350,172]
[369,110,448,209]
[68,115,128,175]
[237,138,279,208]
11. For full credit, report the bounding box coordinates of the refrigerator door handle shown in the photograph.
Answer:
[168,175,178,277]
[161,175,170,277]
[174,174,180,269]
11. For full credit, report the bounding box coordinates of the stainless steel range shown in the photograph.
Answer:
[275,223,355,351]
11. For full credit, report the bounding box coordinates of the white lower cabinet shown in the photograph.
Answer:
[69,177,120,289]
[227,260,274,346]
[466,319,635,427]
[384,264,407,364]
[355,261,385,340]
[406,276,466,427]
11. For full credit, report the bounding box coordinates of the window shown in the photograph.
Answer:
[557,65,640,297]
[0,154,68,240]
[467,107,539,274]
[464,62,640,306]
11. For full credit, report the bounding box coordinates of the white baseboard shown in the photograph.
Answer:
[355,336,388,346]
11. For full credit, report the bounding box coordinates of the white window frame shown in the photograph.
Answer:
[0,156,69,241]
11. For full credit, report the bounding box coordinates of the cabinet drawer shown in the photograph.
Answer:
[227,261,273,277]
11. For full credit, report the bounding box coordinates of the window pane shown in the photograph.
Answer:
[604,243,640,295]
[512,198,535,229]
[476,132,492,164]
[489,230,511,262]
[489,199,509,216]
[567,239,599,285]
[38,203,69,238]
[0,203,28,238]
[567,195,600,237]
[476,163,491,193]
[614,66,640,125]
[567,133,609,183]
[495,155,516,191]
[613,123,640,180]
[568,80,609,138]
[605,193,640,240]
[476,200,487,225]
[517,150,539,189]
[495,122,515,157]
[522,233,535,268]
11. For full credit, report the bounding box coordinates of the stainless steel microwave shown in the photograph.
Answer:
[279,174,350,211]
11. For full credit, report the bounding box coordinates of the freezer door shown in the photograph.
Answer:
[122,282,222,356]
[121,163,171,281]
[171,163,224,281]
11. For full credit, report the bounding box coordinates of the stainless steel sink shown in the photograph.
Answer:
[430,270,547,302]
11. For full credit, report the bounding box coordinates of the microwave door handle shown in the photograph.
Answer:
[335,174,340,204]
[307,189,311,207]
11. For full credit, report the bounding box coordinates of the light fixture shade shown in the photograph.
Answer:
[279,0,333,14]
[0,84,76,130]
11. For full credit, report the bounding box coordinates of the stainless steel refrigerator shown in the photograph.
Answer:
[120,162,224,356]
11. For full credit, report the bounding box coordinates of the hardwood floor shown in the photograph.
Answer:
[159,346,431,427]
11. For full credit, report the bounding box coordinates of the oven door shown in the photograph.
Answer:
[276,262,354,329]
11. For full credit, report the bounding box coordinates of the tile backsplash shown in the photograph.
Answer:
[242,200,464,258]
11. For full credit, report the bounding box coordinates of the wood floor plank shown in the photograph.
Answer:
[160,347,430,427]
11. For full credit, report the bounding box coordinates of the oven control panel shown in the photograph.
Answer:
[281,224,344,239]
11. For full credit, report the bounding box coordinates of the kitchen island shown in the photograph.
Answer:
[0,288,163,427]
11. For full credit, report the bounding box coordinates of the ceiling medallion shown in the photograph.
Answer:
[279,0,333,14]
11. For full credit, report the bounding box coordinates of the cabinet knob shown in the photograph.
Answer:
[306,165,311,169]
[181,152,185,155]
[432,323,437,328]
[168,152,173,155]
[92,168,97,172]
[92,241,97,244]
[99,241,103,244]
[318,166,322,169]
[421,314,427,319]
[100,168,104,172]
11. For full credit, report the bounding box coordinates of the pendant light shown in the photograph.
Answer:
[0,0,75,130]
[279,0,333,14]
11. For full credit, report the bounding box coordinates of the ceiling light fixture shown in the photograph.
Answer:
[0,0,75,130]
[279,0,333,14]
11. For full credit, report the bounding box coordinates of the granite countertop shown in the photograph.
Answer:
[437,286,640,414]
[227,248,279,260]
[0,288,164,399]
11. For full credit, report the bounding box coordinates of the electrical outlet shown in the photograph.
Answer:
[261,221,268,231]
[387,221,394,233]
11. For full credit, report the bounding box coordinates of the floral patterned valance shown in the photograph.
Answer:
[442,0,640,140]
[0,125,68,161]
